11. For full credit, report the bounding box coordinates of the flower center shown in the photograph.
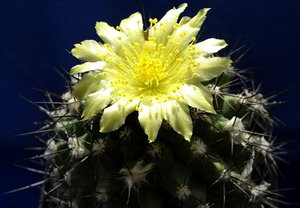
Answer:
[134,41,168,91]
[104,32,199,102]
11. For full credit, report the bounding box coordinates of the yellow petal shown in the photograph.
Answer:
[138,101,163,142]
[194,38,228,55]
[171,27,199,50]
[82,89,112,120]
[170,8,210,51]
[100,99,138,132]
[120,12,144,44]
[178,83,216,114]
[195,57,232,81]
[71,40,108,62]
[184,8,210,29]
[72,73,104,100]
[162,100,192,141]
[95,22,128,55]
[70,61,105,75]
[149,3,187,43]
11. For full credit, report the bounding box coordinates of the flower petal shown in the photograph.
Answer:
[194,38,228,55]
[183,8,210,29]
[149,3,187,43]
[138,101,163,142]
[120,12,144,44]
[100,99,138,132]
[170,8,210,51]
[70,61,106,75]
[72,73,105,100]
[195,57,232,81]
[178,84,216,114]
[95,22,128,55]
[82,89,112,120]
[71,40,108,62]
[162,100,192,141]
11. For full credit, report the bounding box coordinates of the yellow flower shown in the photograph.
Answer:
[70,3,232,142]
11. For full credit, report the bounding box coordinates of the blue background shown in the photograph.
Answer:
[1,0,300,207]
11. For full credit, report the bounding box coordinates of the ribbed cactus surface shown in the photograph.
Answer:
[35,3,280,208]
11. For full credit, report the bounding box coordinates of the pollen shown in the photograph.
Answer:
[173,23,179,30]
[180,31,187,37]
[149,18,158,24]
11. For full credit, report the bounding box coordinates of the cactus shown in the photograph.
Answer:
[31,3,283,208]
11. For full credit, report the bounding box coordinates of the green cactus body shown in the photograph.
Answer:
[36,3,280,208]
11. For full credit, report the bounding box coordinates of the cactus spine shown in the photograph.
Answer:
[31,3,282,208]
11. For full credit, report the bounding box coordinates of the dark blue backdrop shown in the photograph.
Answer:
[1,0,300,207]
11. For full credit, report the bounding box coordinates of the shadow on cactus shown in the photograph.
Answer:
[13,2,292,208]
